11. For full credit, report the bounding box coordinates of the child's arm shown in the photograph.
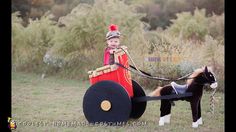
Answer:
[103,49,110,65]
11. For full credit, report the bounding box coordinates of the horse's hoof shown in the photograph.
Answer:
[159,117,165,126]
[197,117,203,125]
[159,121,164,126]
[164,114,171,123]
[192,121,198,128]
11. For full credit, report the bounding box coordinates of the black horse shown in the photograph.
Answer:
[149,66,218,128]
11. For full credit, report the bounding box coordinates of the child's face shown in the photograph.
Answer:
[107,37,120,48]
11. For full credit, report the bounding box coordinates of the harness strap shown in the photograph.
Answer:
[115,62,195,81]
[173,87,178,94]
[130,65,152,76]
[132,92,193,102]
[171,85,179,95]
[115,63,170,81]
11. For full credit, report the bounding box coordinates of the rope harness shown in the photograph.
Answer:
[210,88,217,114]
[132,93,193,102]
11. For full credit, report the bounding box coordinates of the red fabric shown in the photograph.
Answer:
[103,47,111,65]
[91,52,134,97]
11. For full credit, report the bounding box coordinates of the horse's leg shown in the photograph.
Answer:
[197,100,203,125]
[159,99,171,126]
[164,102,171,124]
[190,99,200,128]
[159,86,172,126]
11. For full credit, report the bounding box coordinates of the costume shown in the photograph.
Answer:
[103,24,121,65]
[103,47,115,65]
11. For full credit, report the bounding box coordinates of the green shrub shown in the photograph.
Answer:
[12,12,57,73]
[168,8,209,41]
[208,13,224,42]
[12,12,25,70]
[136,0,224,30]
[202,35,224,91]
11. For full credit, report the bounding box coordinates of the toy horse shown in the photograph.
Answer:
[149,66,218,128]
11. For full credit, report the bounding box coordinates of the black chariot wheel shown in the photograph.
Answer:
[130,80,147,119]
[83,81,131,124]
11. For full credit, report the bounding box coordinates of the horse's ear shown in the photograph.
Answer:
[204,66,208,73]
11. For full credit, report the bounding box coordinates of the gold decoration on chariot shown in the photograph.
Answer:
[100,100,111,111]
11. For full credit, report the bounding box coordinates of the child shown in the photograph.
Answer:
[103,24,121,65]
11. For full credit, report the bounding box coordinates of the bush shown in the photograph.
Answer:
[168,8,209,41]
[12,12,58,73]
[136,0,224,30]
[202,35,224,91]
[208,13,224,42]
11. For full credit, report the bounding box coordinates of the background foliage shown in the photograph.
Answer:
[12,0,224,91]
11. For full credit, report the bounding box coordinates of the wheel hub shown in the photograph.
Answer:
[100,100,111,111]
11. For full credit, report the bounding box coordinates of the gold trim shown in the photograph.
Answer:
[100,100,111,111]
[87,45,128,78]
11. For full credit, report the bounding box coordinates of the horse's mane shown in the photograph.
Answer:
[187,66,213,85]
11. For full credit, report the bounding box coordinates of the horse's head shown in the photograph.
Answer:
[195,66,218,89]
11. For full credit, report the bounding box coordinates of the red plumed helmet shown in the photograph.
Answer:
[106,24,121,40]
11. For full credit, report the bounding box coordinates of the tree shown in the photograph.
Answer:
[12,0,31,26]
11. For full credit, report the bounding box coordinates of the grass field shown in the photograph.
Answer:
[12,72,224,132]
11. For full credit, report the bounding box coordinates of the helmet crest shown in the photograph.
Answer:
[109,24,118,31]
[106,24,121,40]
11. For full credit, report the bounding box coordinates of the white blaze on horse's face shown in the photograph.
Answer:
[209,73,218,89]
[204,66,218,89]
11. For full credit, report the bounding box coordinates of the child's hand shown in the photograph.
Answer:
[120,45,127,49]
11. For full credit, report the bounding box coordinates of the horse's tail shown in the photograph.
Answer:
[148,86,163,97]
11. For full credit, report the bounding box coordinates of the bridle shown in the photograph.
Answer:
[202,72,216,84]
[190,72,216,86]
